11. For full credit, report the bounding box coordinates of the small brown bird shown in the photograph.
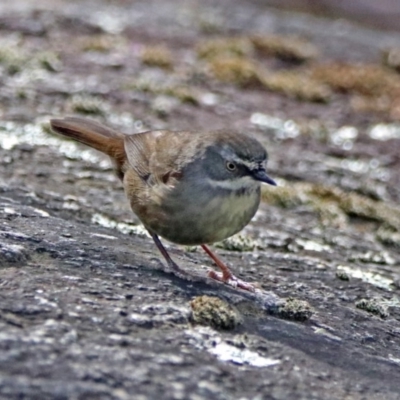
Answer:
[50,117,276,291]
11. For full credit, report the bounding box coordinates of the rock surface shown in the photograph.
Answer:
[0,0,400,399]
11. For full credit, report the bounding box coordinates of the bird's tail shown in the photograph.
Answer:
[50,117,124,155]
[50,117,127,178]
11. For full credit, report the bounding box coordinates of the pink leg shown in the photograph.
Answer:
[201,245,256,292]
[150,232,188,278]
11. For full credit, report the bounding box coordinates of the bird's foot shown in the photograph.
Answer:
[207,269,256,292]
[164,259,191,279]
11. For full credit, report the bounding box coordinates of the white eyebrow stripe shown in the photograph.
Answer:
[235,159,261,170]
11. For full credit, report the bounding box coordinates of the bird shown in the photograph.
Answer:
[50,117,276,291]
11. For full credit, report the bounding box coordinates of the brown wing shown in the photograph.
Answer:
[124,130,202,186]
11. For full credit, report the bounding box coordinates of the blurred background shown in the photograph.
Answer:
[254,0,400,31]
[1,1,400,399]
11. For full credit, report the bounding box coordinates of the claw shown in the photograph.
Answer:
[207,270,256,292]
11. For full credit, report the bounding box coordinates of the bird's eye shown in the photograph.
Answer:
[225,161,237,171]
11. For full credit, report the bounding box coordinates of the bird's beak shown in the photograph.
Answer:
[252,169,277,186]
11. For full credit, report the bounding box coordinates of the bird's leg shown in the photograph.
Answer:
[150,233,255,291]
[150,233,189,278]
[201,245,255,292]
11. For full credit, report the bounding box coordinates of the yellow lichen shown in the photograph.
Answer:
[259,71,331,102]
[140,45,173,70]
[0,45,26,74]
[206,55,330,102]
[275,297,313,321]
[190,296,242,330]
[262,181,400,232]
[67,95,109,116]
[311,63,400,96]
[215,233,259,252]
[79,35,126,52]
[127,78,199,105]
[197,35,317,63]
[251,35,318,62]
[36,51,62,72]
[195,37,334,103]
[207,56,261,87]
[355,298,389,319]
[197,37,253,60]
